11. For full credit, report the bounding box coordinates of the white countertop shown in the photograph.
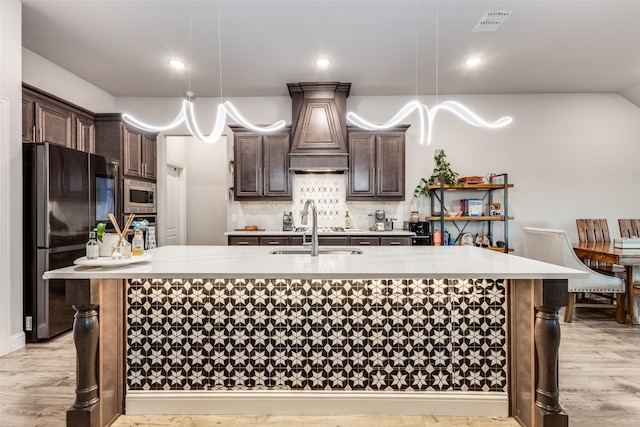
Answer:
[43,245,587,280]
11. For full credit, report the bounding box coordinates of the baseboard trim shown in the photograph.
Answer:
[126,390,508,417]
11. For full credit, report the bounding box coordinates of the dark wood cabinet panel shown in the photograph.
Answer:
[350,236,380,246]
[123,126,143,177]
[347,133,376,197]
[228,236,260,246]
[263,134,290,197]
[318,236,349,246]
[142,134,157,179]
[346,125,408,201]
[234,133,262,198]
[232,125,292,201]
[260,236,290,246]
[376,132,405,198]
[75,113,95,153]
[380,236,411,246]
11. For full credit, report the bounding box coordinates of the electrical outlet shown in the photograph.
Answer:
[231,214,237,222]
[25,316,32,331]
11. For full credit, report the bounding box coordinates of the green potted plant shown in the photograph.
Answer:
[94,222,107,242]
[413,149,460,198]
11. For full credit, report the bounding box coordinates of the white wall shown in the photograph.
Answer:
[0,0,25,355]
[22,48,116,113]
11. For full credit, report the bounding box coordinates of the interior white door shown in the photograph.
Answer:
[165,164,182,245]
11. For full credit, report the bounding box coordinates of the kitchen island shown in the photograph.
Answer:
[44,245,585,427]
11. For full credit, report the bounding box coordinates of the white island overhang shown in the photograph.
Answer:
[44,245,586,427]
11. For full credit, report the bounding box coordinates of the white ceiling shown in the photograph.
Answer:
[20,0,640,99]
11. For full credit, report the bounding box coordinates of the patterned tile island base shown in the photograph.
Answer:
[126,278,507,408]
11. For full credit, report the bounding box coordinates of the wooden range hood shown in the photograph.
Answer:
[287,82,351,173]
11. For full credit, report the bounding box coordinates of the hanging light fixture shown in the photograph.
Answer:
[123,6,285,143]
[346,2,512,145]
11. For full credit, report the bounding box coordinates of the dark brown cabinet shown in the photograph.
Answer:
[346,125,408,200]
[22,85,95,153]
[231,125,292,201]
[95,114,157,181]
[123,128,156,180]
[75,112,95,154]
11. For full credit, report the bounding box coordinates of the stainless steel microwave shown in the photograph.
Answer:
[123,178,156,213]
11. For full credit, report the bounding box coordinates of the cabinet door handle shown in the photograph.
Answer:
[237,241,250,245]
[359,241,371,245]
[32,126,37,141]
[390,241,402,245]
[268,241,280,245]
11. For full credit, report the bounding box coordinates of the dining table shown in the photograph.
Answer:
[572,242,640,325]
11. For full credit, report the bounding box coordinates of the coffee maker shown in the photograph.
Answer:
[370,210,386,231]
[282,211,293,231]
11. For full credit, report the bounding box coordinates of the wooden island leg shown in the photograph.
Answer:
[534,279,568,427]
[65,278,125,427]
[67,304,100,427]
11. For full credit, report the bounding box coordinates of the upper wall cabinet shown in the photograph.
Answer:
[231,125,292,201]
[95,114,158,181]
[22,85,95,153]
[346,125,409,201]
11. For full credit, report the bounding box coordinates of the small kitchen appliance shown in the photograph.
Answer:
[282,211,294,231]
[369,209,386,231]
[407,221,432,245]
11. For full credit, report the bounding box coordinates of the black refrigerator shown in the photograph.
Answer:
[23,142,115,342]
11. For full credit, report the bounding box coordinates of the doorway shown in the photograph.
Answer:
[165,161,186,245]
[165,135,228,245]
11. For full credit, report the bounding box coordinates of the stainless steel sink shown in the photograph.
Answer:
[269,247,363,255]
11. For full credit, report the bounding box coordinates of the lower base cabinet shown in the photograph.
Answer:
[228,235,411,246]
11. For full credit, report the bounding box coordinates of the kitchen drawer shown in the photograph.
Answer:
[228,236,260,246]
[349,236,380,246]
[380,236,411,246]
[318,236,349,246]
[259,236,290,246]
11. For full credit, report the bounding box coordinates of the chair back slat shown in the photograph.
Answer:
[618,219,640,238]
[576,218,611,243]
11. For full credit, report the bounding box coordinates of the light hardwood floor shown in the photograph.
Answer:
[1,308,639,427]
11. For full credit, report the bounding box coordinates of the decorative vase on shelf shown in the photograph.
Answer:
[98,233,119,257]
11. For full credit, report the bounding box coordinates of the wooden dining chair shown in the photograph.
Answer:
[575,218,625,276]
[576,218,611,243]
[619,219,640,238]
[524,227,625,323]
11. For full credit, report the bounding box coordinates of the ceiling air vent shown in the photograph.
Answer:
[472,10,512,32]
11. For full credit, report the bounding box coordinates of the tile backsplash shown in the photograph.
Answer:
[228,174,407,232]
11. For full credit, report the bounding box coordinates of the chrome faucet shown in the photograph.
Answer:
[301,199,318,256]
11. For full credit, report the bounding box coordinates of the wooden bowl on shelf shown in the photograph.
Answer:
[244,225,259,231]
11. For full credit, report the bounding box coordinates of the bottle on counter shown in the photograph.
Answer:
[86,231,99,259]
[443,230,449,246]
[132,229,145,256]
[345,210,351,229]
[433,230,442,246]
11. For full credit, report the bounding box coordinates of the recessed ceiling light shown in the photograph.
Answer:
[169,60,185,69]
[466,57,482,66]
[316,58,330,67]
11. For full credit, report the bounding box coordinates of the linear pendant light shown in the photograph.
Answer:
[346,2,512,145]
[122,6,285,143]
